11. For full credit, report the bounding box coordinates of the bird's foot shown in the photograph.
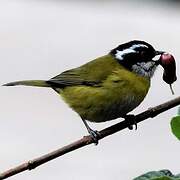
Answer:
[81,118,100,145]
[87,128,100,145]
[124,114,137,130]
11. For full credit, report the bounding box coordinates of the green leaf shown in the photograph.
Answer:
[134,169,180,180]
[171,116,180,140]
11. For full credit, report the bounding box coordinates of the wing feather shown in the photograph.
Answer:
[47,54,120,88]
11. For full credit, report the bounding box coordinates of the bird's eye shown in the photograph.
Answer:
[140,50,150,58]
[140,51,146,56]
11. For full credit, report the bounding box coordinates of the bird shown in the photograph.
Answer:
[3,40,165,144]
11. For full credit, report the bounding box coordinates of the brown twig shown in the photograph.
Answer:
[0,96,180,180]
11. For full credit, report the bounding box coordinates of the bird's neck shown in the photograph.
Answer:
[131,61,158,79]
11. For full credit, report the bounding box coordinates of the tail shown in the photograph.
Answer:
[3,80,50,87]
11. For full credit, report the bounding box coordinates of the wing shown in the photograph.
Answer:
[47,70,101,87]
[47,54,120,88]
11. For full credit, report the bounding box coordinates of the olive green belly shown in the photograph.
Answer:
[59,76,150,122]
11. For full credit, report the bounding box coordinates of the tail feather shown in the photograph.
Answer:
[3,80,50,87]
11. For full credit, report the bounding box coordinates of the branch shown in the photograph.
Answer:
[1,96,180,180]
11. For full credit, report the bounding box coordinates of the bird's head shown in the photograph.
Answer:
[110,40,164,78]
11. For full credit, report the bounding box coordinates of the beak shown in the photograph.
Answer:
[155,50,165,56]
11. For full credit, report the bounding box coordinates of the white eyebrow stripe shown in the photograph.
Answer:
[131,44,148,49]
[115,49,136,60]
[115,44,148,60]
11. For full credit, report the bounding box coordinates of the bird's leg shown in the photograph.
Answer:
[81,118,99,145]
[123,114,137,130]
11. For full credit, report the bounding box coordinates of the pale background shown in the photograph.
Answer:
[0,0,179,179]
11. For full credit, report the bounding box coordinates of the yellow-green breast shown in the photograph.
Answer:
[59,55,150,122]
